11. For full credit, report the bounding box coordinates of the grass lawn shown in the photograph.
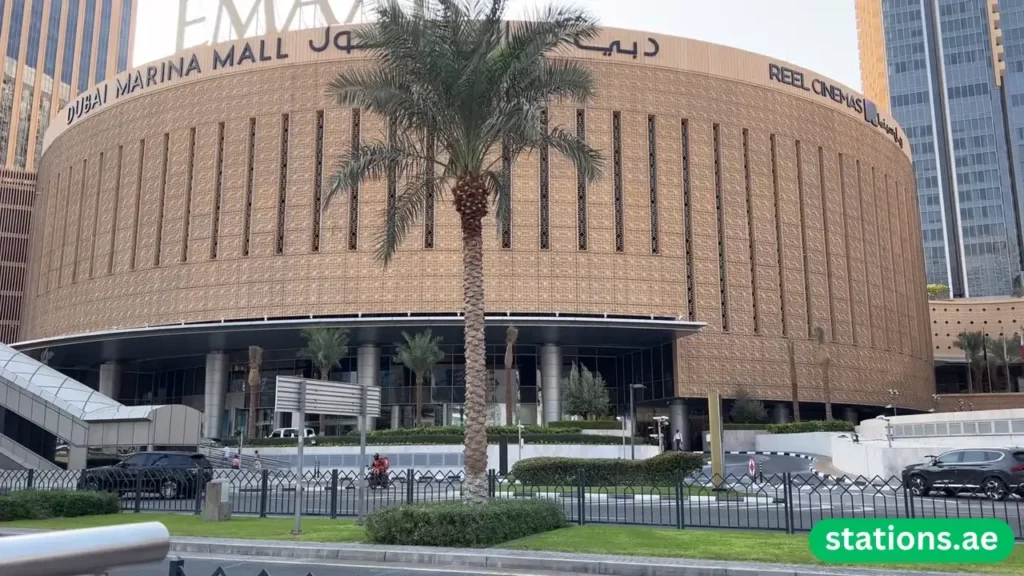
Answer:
[0,513,364,543]
[503,525,1024,575]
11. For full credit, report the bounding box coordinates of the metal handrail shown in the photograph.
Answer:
[0,521,170,576]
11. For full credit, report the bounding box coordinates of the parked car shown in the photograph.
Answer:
[269,427,315,438]
[903,448,1024,500]
[77,451,213,499]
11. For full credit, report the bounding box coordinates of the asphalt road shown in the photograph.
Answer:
[114,554,568,576]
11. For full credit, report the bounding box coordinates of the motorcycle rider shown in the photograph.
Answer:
[370,453,390,488]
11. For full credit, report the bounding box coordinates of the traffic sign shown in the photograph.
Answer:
[748,458,757,477]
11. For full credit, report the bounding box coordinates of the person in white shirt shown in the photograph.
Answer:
[673,430,682,451]
[222,445,233,462]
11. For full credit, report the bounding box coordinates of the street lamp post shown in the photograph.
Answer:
[887,388,901,416]
[629,384,644,460]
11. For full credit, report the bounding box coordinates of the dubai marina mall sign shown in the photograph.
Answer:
[175,0,363,52]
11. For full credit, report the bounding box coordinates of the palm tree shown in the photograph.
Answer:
[298,327,351,380]
[954,331,986,394]
[326,0,602,501]
[504,325,519,425]
[247,346,263,440]
[394,330,446,427]
[986,336,1023,392]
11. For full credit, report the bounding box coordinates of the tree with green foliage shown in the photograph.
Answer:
[986,335,1023,392]
[561,363,610,421]
[954,331,986,394]
[394,330,446,427]
[325,0,603,501]
[926,283,950,299]
[298,327,351,380]
[730,390,768,424]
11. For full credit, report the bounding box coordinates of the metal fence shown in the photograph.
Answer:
[1,468,1022,539]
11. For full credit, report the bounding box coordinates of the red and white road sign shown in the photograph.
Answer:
[748,458,757,476]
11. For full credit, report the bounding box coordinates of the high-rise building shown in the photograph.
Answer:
[0,0,137,172]
[0,0,137,344]
[856,0,1024,298]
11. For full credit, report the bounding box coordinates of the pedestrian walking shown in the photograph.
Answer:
[231,455,241,469]
[254,450,262,470]
[673,429,682,451]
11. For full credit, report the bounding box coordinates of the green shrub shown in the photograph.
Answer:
[723,423,769,430]
[244,433,642,447]
[356,425,580,437]
[0,490,120,522]
[509,451,705,487]
[766,420,855,434]
[364,499,566,547]
[548,420,621,430]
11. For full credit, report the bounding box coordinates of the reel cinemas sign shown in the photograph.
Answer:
[768,63,903,149]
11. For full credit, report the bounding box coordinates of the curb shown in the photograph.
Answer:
[0,530,977,576]
[164,538,972,576]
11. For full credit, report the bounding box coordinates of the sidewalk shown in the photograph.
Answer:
[0,528,989,576]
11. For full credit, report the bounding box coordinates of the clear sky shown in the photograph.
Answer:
[135,0,862,90]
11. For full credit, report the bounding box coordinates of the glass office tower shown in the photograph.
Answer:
[0,0,137,172]
[857,0,1024,297]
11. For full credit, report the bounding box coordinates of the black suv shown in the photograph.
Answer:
[77,451,214,499]
[903,448,1024,500]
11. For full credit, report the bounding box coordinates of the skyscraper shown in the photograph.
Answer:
[0,0,137,344]
[0,0,137,172]
[856,0,1024,298]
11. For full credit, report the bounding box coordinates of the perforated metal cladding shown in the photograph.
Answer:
[539,109,549,251]
[349,110,361,251]
[796,140,811,338]
[649,115,658,255]
[713,124,728,332]
[276,114,290,256]
[576,109,587,251]
[89,152,104,279]
[155,134,169,267]
[129,140,145,271]
[181,131,194,263]
[211,123,225,260]
[27,54,932,409]
[313,111,324,253]
[501,140,512,250]
[613,111,623,253]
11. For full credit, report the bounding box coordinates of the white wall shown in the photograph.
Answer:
[701,430,769,452]
[248,443,660,473]
[831,438,941,479]
[755,432,843,456]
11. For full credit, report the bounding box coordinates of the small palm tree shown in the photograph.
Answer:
[326,0,602,502]
[986,336,1023,392]
[298,327,351,380]
[954,331,986,394]
[504,326,519,425]
[394,330,445,427]
[247,346,263,440]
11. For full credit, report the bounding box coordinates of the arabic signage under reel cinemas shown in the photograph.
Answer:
[767,63,904,149]
[574,36,660,58]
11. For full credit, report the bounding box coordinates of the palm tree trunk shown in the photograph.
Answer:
[965,357,973,394]
[455,174,489,502]
[415,373,424,427]
[504,344,514,426]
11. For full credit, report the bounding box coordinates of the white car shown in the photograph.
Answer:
[269,427,316,438]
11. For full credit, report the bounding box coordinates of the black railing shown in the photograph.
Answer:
[1,468,1022,539]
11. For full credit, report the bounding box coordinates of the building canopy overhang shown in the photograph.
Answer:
[14,314,706,365]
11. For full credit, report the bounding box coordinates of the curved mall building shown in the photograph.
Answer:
[9,25,933,461]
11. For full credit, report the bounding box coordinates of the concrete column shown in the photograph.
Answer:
[391,407,401,429]
[669,399,689,450]
[540,344,562,425]
[358,345,380,432]
[772,402,792,424]
[98,362,122,400]
[842,407,859,424]
[204,352,229,440]
[67,447,88,470]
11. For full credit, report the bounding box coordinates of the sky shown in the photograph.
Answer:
[135,0,862,91]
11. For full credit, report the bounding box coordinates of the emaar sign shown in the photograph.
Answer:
[175,0,363,52]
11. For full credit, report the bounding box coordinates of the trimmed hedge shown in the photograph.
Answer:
[766,420,855,434]
[364,499,566,547]
[724,423,769,431]
[244,433,648,447]
[509,451,705,486]
[549,420,621,430]
[353,425,580,437]
[0,490,120,522]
